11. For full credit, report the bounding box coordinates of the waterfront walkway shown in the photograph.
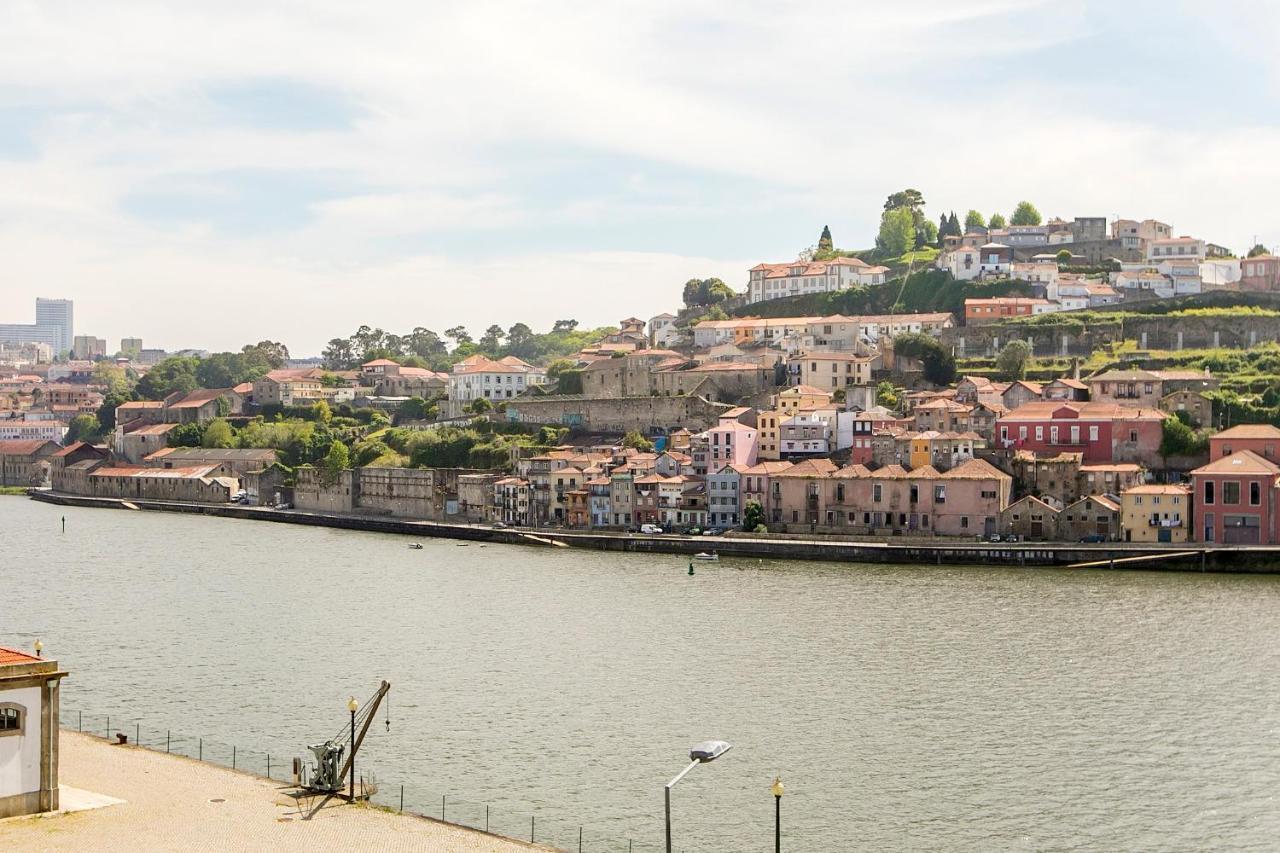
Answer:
[0,732,551,852]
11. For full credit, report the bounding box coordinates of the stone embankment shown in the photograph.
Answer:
[28,491,1280,573]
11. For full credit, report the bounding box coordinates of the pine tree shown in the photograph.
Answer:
[938,213,949,241]
[818,225,833,253]
[948,211,961,236]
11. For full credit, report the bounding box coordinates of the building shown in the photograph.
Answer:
[940,245,981,280]
[1060,495,1121,541]
[1209,424,1280,462]
[1191,450,1280,544]
[977,243,1012,277]
[999,495,1061,541]
[1146,236,1205,262]
[0,299,74,357]
[1159,390,1212,428]
[996,402,1165,466]
[747,257,889,304]
[703,417,758,473]
[144,447,279,477]
[649,313,681,348]
[0,418,67,443]
[1240,255,1280,292]
[788,352,873,392]
[779,414,829,458]
[447,355,548,415]
[70,336,106,360]
[120,338,143,358]
[85,464,239,503]
[117,422,178,464]
[964,297,1055,324]
[1086,369,1217,408]
[707,465,744,528]
[0,644,66,818]
[1121,484,1191,543]
[0,439,58,487]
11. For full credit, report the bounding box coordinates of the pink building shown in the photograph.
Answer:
[1191,450,1280,544]
[996,402,1164,466]
[1208,424,1280,463]
[704,418,758,474]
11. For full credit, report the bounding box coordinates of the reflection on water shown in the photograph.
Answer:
[3,499,1280,851]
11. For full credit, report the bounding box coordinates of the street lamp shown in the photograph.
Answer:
[664,740,732,853]
[33,639,42,658]
[347,696,358,800]
[771,777,784,853]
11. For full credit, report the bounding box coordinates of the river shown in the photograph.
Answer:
[2,498,1279,851]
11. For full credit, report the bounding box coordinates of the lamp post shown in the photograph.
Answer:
[347,696,358,800]
[771,777,784,853]
[664,740,732,853]
[33,639,42,658]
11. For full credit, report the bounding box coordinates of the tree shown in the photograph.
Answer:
[91,362,131,397]
[406,327,447,358]
[817,225,833,253]
[444,326,472,348]
[622,430,654,451]
[398,397,431,420]
[201,418,235,449]
[168,422,204,447]
[989,212,1007,229]
[683,278,735,307]
[311,400,332,424]
[884,189,925,214]
[937,213,949,243]
[947,211,961,237]
[1056,248,1072,264]
[995,340,1032,380]
[321,441,350,486]
[893,332,956,386]
[246,340,289,368]
[135,356,199,400]
[964,210,986,230]
[1248,243,1270,258]
[1010,201,1042,226]
[1160,415,1209,458]
[875,381,903,412]
[478,325,505,351]
[65,413,100,443]
[506,323,535,357]
[322,337,356,369]
[919,219,939,248]
[742,499,764,531]
[552,319,579,333]
[467,397,492,414]
[876,207,916,256]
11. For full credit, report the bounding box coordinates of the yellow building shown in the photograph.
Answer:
[1120,484,1191,543]
[777,385,832,416]
[791,352,874,392]
[757,410,782,460]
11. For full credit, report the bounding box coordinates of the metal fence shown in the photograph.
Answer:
[61,706,657,852]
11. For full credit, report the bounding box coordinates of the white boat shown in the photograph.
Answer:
[693,552,719,562]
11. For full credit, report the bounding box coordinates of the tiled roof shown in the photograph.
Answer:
[117,400,164,409]
[169,388,233,408]
[0,646,41,665]
[1192,449,1280,476]
[1122,484,1190,495]
[0,439,53,455]
[999,401,1163,421]
[941,459,1011,480]
[1213,424,1280,440]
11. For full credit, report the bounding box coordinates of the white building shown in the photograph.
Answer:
[1146,236,1205,262]
[940,245,982,281]
[0,644,65,817]
[648,313,681,348]
[0,418,67,443]
[1010,261,1059,288]
[447,354,548,416]
[747,257,889,304]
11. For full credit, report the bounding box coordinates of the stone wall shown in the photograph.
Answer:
[942,322,1124,358]
[505,395,733,433]
[294,466,498,519]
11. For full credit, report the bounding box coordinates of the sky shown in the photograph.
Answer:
[1,0,1278,356]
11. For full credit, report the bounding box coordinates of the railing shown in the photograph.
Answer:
[59,705,659,852]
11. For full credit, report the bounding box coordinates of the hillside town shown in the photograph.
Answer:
[5,204,1280,548]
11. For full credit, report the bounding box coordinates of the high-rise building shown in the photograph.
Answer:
[120,337,143,358]
[0,298,74,356]
[35,298,73,355]
[72,335,107,360]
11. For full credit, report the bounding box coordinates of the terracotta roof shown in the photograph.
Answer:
[999,401,1163,421]
[1122,484,1190,495]
[1213,424,1280,440]
[941,459,1011,480]
[0,439,53,455]
[782,385,831,397]
[1079,462,1143,473]
[361,358,399,367]
[130,423,178,436]
[1006,494,1060,513]
[740,461,795,475]
[1192,449,1280,476]
[774,459,838,477]
[0,646,41,665]
[117,400,164,409]
[1069,494,1121,512]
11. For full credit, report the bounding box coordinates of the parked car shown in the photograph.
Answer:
[989,534,1002,543]
[1005,533,1019,543]
[492,521,508,529]
[1079,534,1107,543]
[702,528,725,536]
[640,524,664,534]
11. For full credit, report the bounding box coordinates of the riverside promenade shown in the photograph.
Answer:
[0,731,551,852]
[29,491,1280,572]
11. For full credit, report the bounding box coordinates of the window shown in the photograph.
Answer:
[1250,481,1261,506]
[1223,482,1240,505]
[1089,426,1099,442]
[1204,481,1215,504]
[960,516,969,529]
[873,484,882,502]
[1129,430,1138,443]
[0,703,23,736]
[934,485,946,503]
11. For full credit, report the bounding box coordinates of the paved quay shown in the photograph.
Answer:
[0,731,553,852]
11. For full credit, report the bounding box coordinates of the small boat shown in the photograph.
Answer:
[408,543,423,550]
[693,552,719,562]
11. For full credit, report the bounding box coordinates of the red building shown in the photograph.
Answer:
[1240,255,1280,292]
[995,402,1164,466]
[1208,424,1280,462]
[1191,450,1280,544]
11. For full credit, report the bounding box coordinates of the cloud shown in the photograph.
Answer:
[0,1,1276,353]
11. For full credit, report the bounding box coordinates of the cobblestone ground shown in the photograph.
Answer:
[0,731,553,852]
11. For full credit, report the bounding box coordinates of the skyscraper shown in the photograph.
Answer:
[35,298,73,355]
[0,297,74,356]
